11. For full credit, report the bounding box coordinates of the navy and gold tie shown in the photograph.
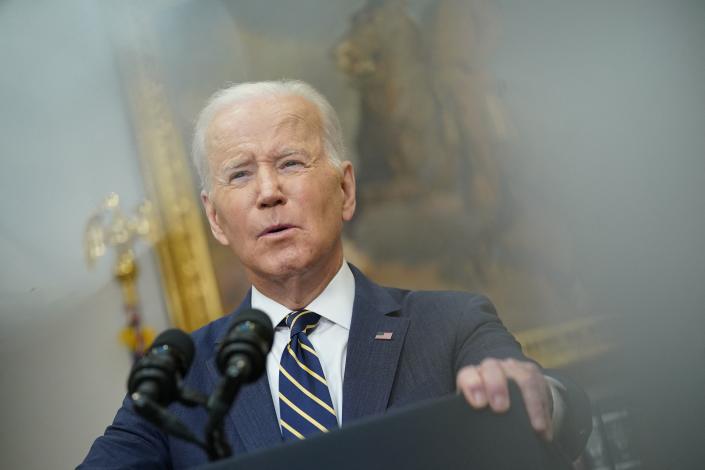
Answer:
[278,309,338,440]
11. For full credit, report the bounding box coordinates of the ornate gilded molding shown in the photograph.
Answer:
[112,4,223,331]
[84,192,157,357]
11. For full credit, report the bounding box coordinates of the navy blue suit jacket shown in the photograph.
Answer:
[80,265,590,469]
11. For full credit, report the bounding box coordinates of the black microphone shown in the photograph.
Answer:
[206,309,274,459]
[126,328,204,447]
[127,328,195,406]
[216,309,274,380]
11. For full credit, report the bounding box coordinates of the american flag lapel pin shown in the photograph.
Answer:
[374,331,393,341]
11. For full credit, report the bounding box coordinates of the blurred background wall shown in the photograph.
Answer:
[0,1,170,468]
[0,0,703,468]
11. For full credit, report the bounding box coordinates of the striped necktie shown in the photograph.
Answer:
[278,309,338,440]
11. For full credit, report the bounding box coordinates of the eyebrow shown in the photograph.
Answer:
[216,145,313,177]
[219,156,251,173]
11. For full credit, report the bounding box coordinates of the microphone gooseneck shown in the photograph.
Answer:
[206,309,274,459]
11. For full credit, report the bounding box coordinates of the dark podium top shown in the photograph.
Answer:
[197,383,573,470]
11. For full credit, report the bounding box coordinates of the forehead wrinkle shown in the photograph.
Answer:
[270,107,322,144]
[205,95,325,168]
[272,93,323,132]
[206,114,262,170]
[205,115,241,163]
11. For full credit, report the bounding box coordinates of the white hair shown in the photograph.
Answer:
[192,80,345,191]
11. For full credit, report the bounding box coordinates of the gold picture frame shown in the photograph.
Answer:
[113,4,223,331]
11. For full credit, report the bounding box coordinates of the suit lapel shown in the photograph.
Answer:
[342,265,409,424]
[204,292,283,452]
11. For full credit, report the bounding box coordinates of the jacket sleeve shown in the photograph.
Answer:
[453,294,592,460]
[543,369,593,461]
[77,395,171,470]
[452,293,529,371]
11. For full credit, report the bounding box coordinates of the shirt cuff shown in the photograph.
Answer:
[544,375,567,437]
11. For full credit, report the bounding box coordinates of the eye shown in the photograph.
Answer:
[280,159,304,170]
[229,170,250,181]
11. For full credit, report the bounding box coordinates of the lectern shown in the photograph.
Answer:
[196,383,573,470]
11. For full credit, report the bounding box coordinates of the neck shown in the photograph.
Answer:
[250,256,343,310]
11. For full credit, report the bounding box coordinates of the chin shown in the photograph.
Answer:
[256,251,312,279]
[245,242,340,282]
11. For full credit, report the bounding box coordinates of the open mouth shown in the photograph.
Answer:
[260,224,296,237]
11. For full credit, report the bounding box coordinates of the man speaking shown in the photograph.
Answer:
[81,80,590,468]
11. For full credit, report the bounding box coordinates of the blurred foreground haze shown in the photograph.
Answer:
[0,1,703,468]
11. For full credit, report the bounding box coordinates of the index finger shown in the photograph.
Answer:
[478,358,510,412]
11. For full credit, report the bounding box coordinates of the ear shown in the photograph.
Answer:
[340,161,357,222]
[201,190,230,246]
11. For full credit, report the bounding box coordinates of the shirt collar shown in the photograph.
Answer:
[251,261,355,330]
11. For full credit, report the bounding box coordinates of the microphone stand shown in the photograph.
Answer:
[204,356,251,460]
[131,391,210,455]
[129,360,252,462]
[128,311,272,463]
[131,384,244,460]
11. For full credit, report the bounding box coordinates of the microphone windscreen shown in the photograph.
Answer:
[216,309,274,377]
[229,308,274,345]
[150,328,195,374]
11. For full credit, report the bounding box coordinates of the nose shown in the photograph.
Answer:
[255,167,286,209]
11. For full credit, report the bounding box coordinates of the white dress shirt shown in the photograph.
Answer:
[252,261,355,426]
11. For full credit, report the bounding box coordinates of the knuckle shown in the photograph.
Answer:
[456,367,480,386]
[481,357,498,368]
[485,379,506,395]
[504,357,518,367]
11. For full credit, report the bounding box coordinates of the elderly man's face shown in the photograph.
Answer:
[201,95,355,285]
